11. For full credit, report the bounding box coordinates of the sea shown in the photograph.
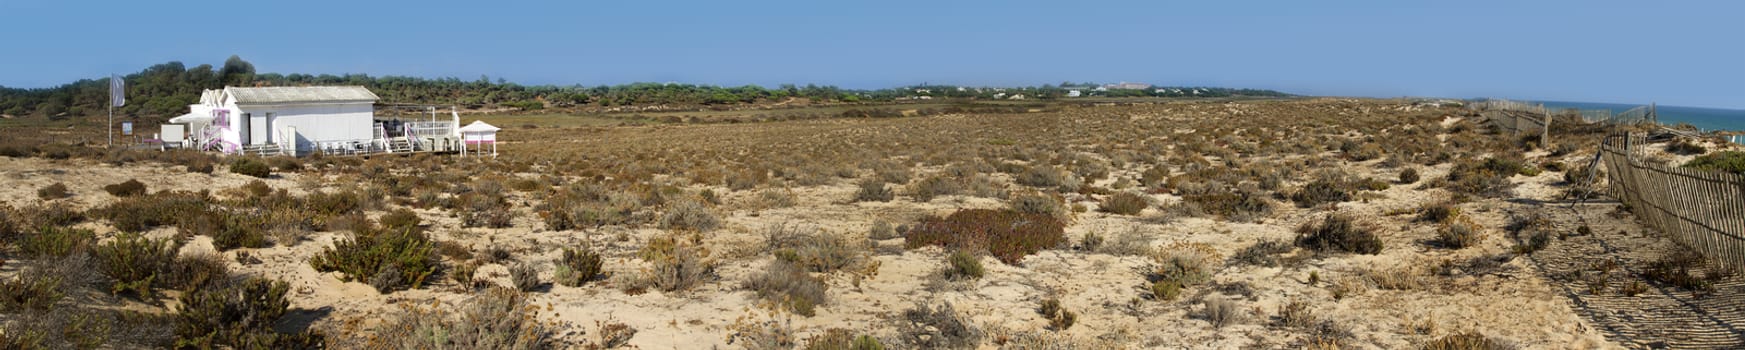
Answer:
[1533,100,1745,132]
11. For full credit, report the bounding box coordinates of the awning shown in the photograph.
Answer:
[457,120,500,133]
[168,112,211,123]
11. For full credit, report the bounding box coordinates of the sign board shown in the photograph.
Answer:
[121,122,133,136]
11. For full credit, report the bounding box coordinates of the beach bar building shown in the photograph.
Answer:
[162,86,473,156]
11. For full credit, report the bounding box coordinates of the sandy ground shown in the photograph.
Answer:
[5,102,1740,349]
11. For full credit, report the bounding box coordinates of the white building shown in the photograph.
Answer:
[167,86,462,156]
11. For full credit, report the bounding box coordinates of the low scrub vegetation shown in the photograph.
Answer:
[897,303,980,349]
[36,183,69,200]
[1435,218,1484,249]
[229,157,273,178]
[554,245,604,287]
[1296,213,1382,255]
[903,209,1066,265]
[174,277,321,348]
[364,287,553,349]
[309,224,442,293]
[629,234,716,293]
[1683,151,1745,175]
[93,234,182,298]
[103,179,148,197]
[745,259,829,316]
[1099,192,1149,215]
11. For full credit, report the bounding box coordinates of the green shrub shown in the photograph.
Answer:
[378,208,422,232]
[746,259,828,316]
[775,230,867,273]
[1017,167,1064,188]
[1229,240,1293,267]
[174,277,320,349]
[904,209,1067,265]
[853,178,894,202]
[1417,201,1461,224]
[897,303,979,349]
[36,183,70,200]
[1398,168,1420,184]
[1037,298,1075,331]
[103,179,147,197]
[1665,139,1707,156]
[554,245,604,287]
[178,209,270,250]
[1435,218,1484,249]
[100,191,210,233]
[1445,157,1523,198]
[1291,178,1354,208]
[366,286,554,349]
[1684,151,1745,175]
[944,250,984,280]
[0,265,65,311]
[659,199,719,231]
[510,262,541,292]
[1008,193,1066,221]
[94,234,182,298]
[1644,250,1718,292]
[632,235,715,293]
[1151,280,1182,300]
[18,226,95,258]
[1422,332,1513,350]
[1296,213,1382,255]
[804,329,883,350]
[309,227,441,293]
[1184,190,1274,222]
[908,176,962,202]
[168,251,230,291]
[229,158,272,178]
[1099,192,1148,215]
[20,203,84,229]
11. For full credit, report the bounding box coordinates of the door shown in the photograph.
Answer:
[239,113,251,145]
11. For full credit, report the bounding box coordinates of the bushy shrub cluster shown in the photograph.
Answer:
[174,277,322,349]
[944,250,984,280]
[36,183,70,200]
[903,209,1066,265]
[98,190,211,233]
[364,287,553,349]
[537,184,644,230]
[897,303,979,349]
[1445,157,1527,198]
[1684,151,1745,175]
[554,245,604,287]
[1435,218,1484,249]
[229,158,273,178]
[659,198,719,231]
[746,259,829,316]
[631,235,715,293]
[309,224,442,293]
[1099,192,1148,215]
[907,175,962,202]
[18,226,95,258]
[1296,213,1382,255]
[853,178,894,202]
[1184,190,1274,222]
[93,234,182,298]
[103,179,147,197]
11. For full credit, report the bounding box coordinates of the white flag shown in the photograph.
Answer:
[109,75,125,107]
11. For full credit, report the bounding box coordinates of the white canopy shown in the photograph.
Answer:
[168,112,211,123]
[457,120,500,133]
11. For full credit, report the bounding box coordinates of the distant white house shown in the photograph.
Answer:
[1067,90,1082,98]
[166,86,464,156]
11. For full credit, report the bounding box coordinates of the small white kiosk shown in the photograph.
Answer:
[458,120,500,157]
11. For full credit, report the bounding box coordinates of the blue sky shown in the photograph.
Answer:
[3,0,1741,109]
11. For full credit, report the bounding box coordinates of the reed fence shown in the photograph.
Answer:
[1600,132,1745,270]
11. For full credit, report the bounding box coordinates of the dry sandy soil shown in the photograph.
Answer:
[0,99,1740,349]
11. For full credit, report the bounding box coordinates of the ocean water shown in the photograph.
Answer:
[1535,100,1745,132]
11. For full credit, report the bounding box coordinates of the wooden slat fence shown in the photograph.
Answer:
[1601,132,1745,270]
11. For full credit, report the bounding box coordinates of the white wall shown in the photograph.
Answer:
[232,102,375,149]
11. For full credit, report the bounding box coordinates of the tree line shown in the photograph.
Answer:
[0,56,1290,119]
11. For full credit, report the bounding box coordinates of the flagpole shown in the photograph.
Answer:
[107,74,114,148]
